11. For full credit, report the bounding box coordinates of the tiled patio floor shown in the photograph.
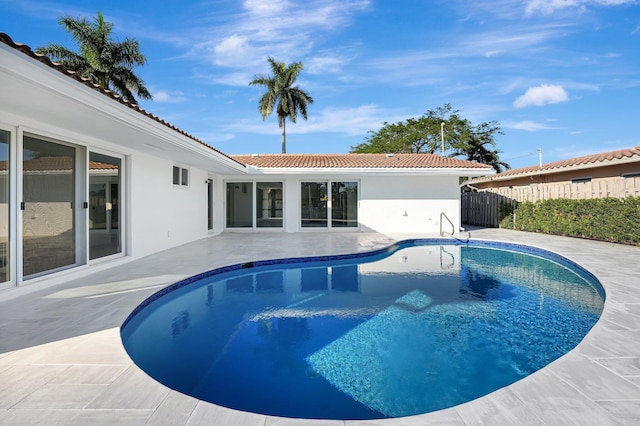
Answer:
[0,228,639,425]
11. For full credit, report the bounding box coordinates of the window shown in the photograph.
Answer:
[571,177,591,184]
[622,172,640,178]
[173,165,189,186]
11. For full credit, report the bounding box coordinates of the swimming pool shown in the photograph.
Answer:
[121,239,604,420]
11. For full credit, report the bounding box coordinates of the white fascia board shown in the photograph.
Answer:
[245,167,494,177]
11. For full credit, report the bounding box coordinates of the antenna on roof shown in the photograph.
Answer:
[537,148,542,167]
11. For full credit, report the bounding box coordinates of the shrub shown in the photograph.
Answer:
[500,197,640,245]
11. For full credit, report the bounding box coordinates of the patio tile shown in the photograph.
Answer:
[551,353,640,401]
[12,384,108,409]
[453,388,545,425]
[508,368,622,425]
[0,365,70,409]
[267,416,346,426]
[0,409,79,425]
[47,364,129,385]
[594,357,640,377]
[85,365,170,410]
[146,391,198,425]
[70,409,153,424]
[596,400,640,423]
[186,402,266,425]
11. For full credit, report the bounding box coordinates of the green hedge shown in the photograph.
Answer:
[500,197,640,245]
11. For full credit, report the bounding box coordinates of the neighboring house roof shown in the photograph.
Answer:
[232,153,493,170]
[0,32,243,168]
[469,146,640,184]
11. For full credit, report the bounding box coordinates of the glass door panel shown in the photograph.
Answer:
[89,152,121,260]
[226,182,253,228]
[301,182,327,227]
[22,136,76,277]
[207,179,214,230]
[256,182,283,228]
[0,130,9,282]
[332,181,358,227]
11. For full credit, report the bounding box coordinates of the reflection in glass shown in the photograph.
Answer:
[226,182,253,227]
[332,181,358,227]
[89,152,121,260]
[22,136,75,277]
[0,130,9,283]
[301,182,327,227]
[256,182,283,228]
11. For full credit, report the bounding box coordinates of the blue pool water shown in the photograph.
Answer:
[121,240,604,420]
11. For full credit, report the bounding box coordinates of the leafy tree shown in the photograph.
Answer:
[351,104,464,154]
[37,11,152,103]
[249,57,313,153]
[351,104,509,172]
[450,121,510,173]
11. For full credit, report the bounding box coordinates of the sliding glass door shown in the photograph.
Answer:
[226,181,284,229]
[0,130,9,283]
[301,181,358,229]
[331,181,358,227]
[301,182,328,227]
[22,136,76,277]
[89,152,121,260]
[256,182,282,228]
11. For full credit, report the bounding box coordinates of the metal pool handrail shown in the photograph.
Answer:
[440,211,455,236]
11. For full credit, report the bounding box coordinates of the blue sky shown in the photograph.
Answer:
[1,0,639,169]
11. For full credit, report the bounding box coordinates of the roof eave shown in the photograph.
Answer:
[244,166,494,176]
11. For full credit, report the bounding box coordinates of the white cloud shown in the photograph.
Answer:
[152,90,187,103]
[192,0,371,71]
[306,54,347,74]
[513,84,569,108]
[211,34,252,67]
[525,0,635,15]
[507,120,554,131]
[225,104,404,137]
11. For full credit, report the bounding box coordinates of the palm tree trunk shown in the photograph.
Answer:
[281,118,286,154]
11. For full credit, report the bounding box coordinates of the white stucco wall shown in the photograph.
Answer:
[359,175,462,234]
[129,151,211,258]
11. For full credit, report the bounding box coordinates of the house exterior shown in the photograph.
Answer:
[466,147,640,202]
[0,32,492,291]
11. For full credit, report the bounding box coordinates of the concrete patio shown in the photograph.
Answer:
[0,228,639,425]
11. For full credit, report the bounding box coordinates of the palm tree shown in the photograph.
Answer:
[36,11,152,103]
[249,57,313,153]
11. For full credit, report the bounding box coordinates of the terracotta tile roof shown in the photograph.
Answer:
[470,146,640,183]
[231,153,493,169]
[0,32,243,168]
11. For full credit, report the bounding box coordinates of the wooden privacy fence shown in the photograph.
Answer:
[478,175,640,203]
[461,176,640,227]
[461,192,514,228]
